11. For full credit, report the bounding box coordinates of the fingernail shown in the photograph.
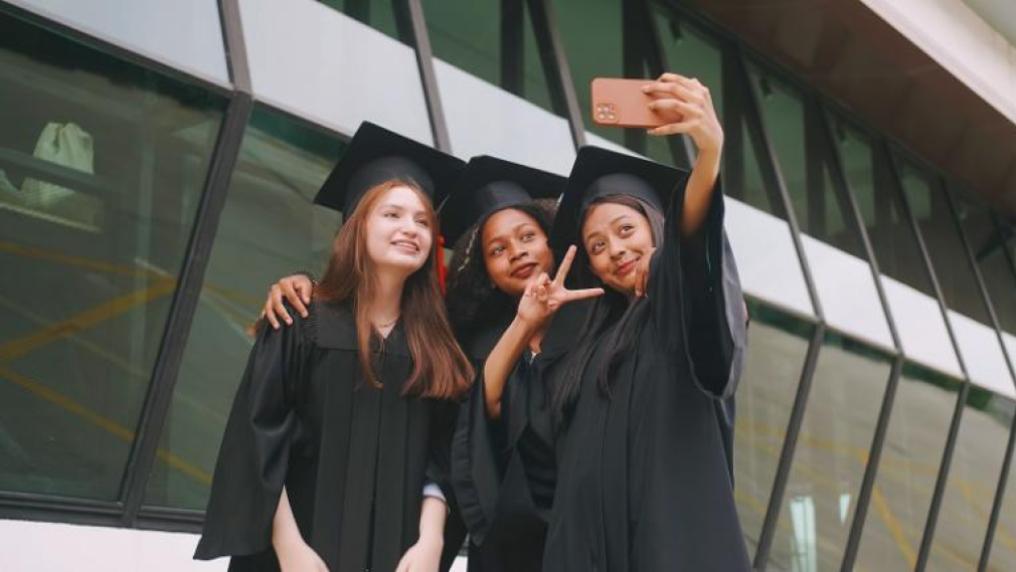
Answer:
[285,318,292,325]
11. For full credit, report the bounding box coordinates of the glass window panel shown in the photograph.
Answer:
[423,0,555,113]
[643,9,726,169]
[853,364,962,570]
[735,302,815,557]
[321,0,400,42]
[553,0,622,143]
[0,11,226,500]
[769,334,894,570]
[987,417,1016,571]
[752,68,864,258]
[143,107,343,510]
[897,159,990,325]
[952,194,1016,334]
[927,389,1013,570]
[833,119,937,298]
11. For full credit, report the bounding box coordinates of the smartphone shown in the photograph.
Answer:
[590,77,667,128]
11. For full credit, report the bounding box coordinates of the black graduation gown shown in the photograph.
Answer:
[542,187,750,571]
[193,301,459,572]
[450,303,587,572]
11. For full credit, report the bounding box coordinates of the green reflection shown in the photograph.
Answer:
[0,11,226,500]
[144,107,343,510]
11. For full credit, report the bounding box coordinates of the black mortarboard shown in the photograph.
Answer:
[440,155,566,244]
[314,122,465,215]
[550,145,686,253]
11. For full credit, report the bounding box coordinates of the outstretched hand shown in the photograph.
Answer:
[516,245,604,327]
[642,72,723,155]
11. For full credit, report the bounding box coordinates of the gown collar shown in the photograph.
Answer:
[312,300,411,357]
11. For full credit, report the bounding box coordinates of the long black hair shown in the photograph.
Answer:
[551,194,665,423]
[445,200,557,341]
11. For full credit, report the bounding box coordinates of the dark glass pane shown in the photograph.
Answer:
[752,68,863,258]
[735,302,815,557]
[927,389,1012,570]
[645,9,725,168]
[423,0,554,112]
[854,364,962,570]
[770,333,893,570]
[897,159,990,325]
[832,119,936,297]
[552,0,622,144]
[952,193,1016,334]
[321,0,400,42]
[0,12,226,500]
[144,108,343,510]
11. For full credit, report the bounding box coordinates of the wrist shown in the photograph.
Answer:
[418,531,444,549]
[512,312,544,333]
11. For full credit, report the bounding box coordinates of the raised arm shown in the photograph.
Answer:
[643,72,724,237]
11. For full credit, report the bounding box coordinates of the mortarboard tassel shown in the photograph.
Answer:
[437,234,447,295]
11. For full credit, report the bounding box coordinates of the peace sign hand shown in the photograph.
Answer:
[516,245,604,327]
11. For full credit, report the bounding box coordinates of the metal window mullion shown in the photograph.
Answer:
[938,180,1016,570]
[816,100,908,571]
[525,0,586,149]
[883,144,974,571]
[979,413,1016,570]
[732,43,827,570]
[636,0,695,170]
[393,0,451,153]
[939,182,1016,384]
[118,0,253,525]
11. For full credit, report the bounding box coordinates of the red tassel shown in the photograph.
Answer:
[437,234,448,295]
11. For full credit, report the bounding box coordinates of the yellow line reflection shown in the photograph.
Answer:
[0,365,211,485]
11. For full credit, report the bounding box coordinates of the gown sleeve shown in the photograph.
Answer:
[647,176,748,399]
[450,371,508,546]
[193,311,308,560]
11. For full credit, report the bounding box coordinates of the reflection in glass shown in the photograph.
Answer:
[927,389,1012,570]
[752,70,864,258]
[952,194,1016,335]
[321,0,400,42]
[646,9,724,167]
[832,120,936,298]
[424,0,554,112]
[896,159,990,325]
[144,108,343,510]
[770,333,893,570]
[986,416,1016,571]
[734,302,814,557]
[853,364,962,570]
[0,12,225,500]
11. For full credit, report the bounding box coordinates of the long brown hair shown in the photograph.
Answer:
[315,179,474,399]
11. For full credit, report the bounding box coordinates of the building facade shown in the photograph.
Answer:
[0,1,1014,570]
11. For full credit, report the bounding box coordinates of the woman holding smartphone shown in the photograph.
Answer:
[483,72,749,570]
[194,122,474,572]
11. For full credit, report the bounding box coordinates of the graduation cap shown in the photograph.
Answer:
[314,122,465,215]
[550,145,686,254]
[440,155,566,245]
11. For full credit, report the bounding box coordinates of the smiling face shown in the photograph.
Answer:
[364,185,434,276]
[581,200,655,295]
[481,207,555,297]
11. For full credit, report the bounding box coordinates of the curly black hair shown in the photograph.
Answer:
[445,199,558,341]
